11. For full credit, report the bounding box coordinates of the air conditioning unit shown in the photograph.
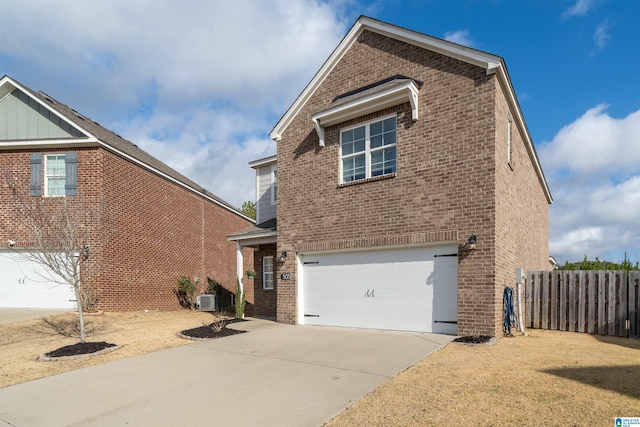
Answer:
[196,294,217,311]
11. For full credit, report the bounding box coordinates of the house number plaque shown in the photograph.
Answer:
[280,273,291,280]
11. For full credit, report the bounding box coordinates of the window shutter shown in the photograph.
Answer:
[65,152,77,196]
[29,153,42,196]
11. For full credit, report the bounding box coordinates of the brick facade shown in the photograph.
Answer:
[0,146,254,311]
[275,29,550,335]
[252,243,277,318]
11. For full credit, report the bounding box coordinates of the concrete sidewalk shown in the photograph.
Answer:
[0,308,71,324]
[0,318,453,427]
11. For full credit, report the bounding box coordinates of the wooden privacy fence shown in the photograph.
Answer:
[525,270,640,338]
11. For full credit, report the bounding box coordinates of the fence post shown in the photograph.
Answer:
[630,272,639,339]
[588,271,596,334]
[598,271,606,335]
[577,270,586,333]
[617,271,627,337]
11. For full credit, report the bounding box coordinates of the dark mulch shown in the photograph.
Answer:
[44,341,117,358]
[179,318,247,339]
[453,335,494,344]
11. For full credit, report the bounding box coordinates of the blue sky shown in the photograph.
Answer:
[1,0,638,265]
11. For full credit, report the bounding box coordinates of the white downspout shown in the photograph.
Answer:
[236,242,244,296]
[516,268,528,336]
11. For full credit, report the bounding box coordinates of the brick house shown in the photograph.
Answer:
[232,16,552,336]
[0,75,254,312]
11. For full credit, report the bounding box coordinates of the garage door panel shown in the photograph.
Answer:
[0,251,76,309]
[301,245,457,334]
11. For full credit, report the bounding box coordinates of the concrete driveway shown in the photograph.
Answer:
[0,308,71,324]
[0,318,453,427]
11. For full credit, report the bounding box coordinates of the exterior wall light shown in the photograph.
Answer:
[467,234,477,251]
[278,251,287,262]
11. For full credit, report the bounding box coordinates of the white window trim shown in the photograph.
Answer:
[263,256,274,290]
[311,79,418,146]
[270,165,277,205]
[339,114,397,184]
[44,153,65,197]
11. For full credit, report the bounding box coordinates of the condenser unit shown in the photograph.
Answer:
[196,294,217,311]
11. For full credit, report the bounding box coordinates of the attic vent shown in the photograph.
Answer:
[38,91,55,103]
[71,109,85,120]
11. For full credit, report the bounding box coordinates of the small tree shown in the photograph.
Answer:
[240,200,256,220]
[4,175,105,343]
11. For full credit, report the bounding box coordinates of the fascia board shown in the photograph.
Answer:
[312,80,418,127]
[270,17,503,142]
[494,67,553,204]
[249,154,277,169]
[360,17,503,71]
[0,139,99,150]
[1,77,100,143]
[270,19,365,142]
[227,231,277,244]
[97,141,255,222]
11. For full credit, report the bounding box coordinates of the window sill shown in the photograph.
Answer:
[338,173,396,188]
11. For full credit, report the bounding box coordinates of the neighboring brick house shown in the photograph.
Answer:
[233,16,552,336]
[0,75,254,312]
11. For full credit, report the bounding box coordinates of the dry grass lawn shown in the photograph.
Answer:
[0,310,226,388]
[327,330,640,426]
[1,312,639,426]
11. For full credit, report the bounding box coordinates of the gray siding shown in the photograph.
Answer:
[0,89,84,140]
[256,164,276,223]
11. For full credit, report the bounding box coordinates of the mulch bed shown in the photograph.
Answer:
[39,341,120,361]
[43,341,117,357]
[452,335,495,345]
[178,318,247,340]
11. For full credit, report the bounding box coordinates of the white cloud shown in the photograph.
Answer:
[0,0,352,207]
[592,20,612,52]
[443,30,475,48]
[540,105,640,180]
[541,105,640,264]
[562,0,596,20]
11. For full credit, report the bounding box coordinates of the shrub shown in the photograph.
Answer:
[175,276,197,309]
[206,277,222,295]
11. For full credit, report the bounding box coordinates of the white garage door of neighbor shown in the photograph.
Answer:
[300,245,458,334]
[0,251,76,309]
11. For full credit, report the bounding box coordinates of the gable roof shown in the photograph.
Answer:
[0,75,253,222]
[269,16,552,204]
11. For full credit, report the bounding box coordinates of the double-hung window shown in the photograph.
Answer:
[263,256,274,290]
[30,152,77,197]
[45,154,67,197]
[340,116,396,183]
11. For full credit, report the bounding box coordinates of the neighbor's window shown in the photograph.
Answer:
[263,256,274,290]
[340,115,396,183]
[45,154,66,196]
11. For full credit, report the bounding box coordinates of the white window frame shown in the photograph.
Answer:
[263,256,274,290]
[44,153,66,197]
[339,114,397,183]
[270,166,277,205]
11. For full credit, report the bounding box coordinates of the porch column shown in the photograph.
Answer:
[235,242,243,294]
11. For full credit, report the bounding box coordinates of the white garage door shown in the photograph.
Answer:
[300,245,458,334]
[0,251,76,309]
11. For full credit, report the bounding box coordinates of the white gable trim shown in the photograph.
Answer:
[268,16,552,203]
[0,75,255,221]
[0,76,100,144]
[311,79,419,146]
